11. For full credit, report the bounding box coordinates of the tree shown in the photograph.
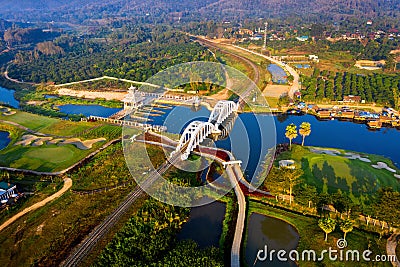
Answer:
[285,123,298,149]
[318,218,336,242]
[281,168,303,206]
[340,219,353,241]
[299,122,311,146]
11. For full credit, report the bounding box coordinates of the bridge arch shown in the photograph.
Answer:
[175,121,216,160]
[208,100,238,127]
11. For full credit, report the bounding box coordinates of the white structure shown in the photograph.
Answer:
[0,181,16,202]
[174,100,238,160]
[208,100,238,128]
[279,160,296,169]
[123,85,145,110]
[222,160,243,168]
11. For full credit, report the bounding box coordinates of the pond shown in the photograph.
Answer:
[177,200,226,248]
[58,104,122,118]
[245,213,299,267]
[0,86,19,108]
[44,94,58,99]
[294,64,310,69]
[267,64,288,84]
[0,131,11,150]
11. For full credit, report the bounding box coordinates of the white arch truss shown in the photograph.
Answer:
[175,121,216,160]
[208,100,238,127]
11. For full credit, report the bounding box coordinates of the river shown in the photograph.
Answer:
[148,105,400,177]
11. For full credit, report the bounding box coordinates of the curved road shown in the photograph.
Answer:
[0,178,72,232]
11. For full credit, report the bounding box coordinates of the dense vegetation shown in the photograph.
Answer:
[301,69,400,106]
[0,0,398,27]
[95,198,223,267]
[8,27,213,84]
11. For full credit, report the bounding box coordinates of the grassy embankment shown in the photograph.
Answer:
[245,201,390,267]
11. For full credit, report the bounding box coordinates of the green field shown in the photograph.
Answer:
[0,111,124,172]
[247,201,389,267]
[275,145,400,201]
[1,110,95,135]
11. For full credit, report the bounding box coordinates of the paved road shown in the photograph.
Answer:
[0,178,72,232]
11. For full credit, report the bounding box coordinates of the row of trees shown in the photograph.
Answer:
[285,122,312,148]
[301,70,400,107]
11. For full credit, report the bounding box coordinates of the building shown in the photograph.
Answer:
[296,36,309,42]
[122,85,145,111]
[0,181,17,202]
[279,160,296,169]
[343,95,361,103]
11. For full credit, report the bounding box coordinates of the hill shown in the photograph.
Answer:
[0,0,398,25]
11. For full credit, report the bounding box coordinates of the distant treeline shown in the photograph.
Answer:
[7,27,213,84]
[301,69,400,107]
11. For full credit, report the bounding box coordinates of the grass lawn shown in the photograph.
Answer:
[275,145,400,202]
[1,110,95,136]
[0,143,99,172]
[0,142,148,266]
[0,111,126,172]
[246,201,390,267]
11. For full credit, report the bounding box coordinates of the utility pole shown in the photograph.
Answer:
[263,22,268,49]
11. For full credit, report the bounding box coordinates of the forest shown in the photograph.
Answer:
[301,69,400,107]
[7,26,213,84]
[95,194,223,266]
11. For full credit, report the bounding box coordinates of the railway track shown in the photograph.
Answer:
[61,151,182,267]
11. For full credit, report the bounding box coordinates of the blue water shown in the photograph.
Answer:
[0,87,19,108]
[267,64,288,84]
[44,94,58,99]
[58,104,122,117]
[0,131,10,150]
[147,106,400,176]
[294,64,310,69]
[246,214,299,267]
[178,200,226,248]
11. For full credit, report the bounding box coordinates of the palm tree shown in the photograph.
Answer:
[318,217,336,242]
[340,219,353,241]
[285,123,298,149]
[299,122,311,146]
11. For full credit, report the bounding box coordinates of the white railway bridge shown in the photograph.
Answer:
[174,100,238,160]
